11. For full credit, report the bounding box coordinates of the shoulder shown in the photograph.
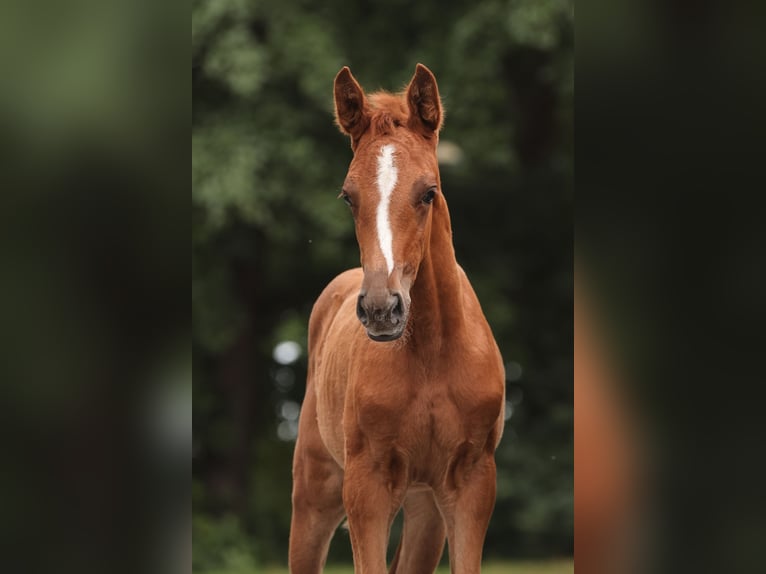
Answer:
[315,268,363,308]
[308,268,363,347]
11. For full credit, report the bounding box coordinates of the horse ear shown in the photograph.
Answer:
[334,67,370,144]
[406,63,443,135]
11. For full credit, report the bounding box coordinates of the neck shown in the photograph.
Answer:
[407,196,464,349]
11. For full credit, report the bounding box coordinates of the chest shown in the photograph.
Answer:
[349,353,505,456]
[313,319,505,469]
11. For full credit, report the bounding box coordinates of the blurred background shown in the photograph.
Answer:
[0,1,187,573]
[4,0,765,571]
[192,0,572,571]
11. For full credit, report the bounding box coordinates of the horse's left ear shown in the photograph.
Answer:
[406,63,443,135]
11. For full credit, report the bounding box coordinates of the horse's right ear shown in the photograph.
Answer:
[334,67,370,146]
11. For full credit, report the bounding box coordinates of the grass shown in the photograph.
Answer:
[261,559,574,574]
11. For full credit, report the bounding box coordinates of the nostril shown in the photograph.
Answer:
[356,295,368,325]
[391,293,404,320]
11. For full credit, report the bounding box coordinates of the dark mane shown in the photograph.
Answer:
[367,91,409,136]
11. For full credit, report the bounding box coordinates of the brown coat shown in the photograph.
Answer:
[289,65,505,574]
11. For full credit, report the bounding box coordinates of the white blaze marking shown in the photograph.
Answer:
[376,144,397,275]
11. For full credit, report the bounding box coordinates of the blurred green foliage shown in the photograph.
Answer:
[193,0,572,566]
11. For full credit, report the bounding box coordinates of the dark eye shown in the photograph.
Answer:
[340,191,353,207]
[422,188,437,205]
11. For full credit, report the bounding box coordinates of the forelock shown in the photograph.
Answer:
[367,92,409,137]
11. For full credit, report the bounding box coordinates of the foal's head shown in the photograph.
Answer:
[334,64,444,342]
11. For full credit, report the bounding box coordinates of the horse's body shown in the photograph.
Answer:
[290,65,505,574]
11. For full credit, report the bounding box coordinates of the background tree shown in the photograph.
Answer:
[192,0,572,568]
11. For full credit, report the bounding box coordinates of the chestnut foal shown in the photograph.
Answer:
[289,64,505,574]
